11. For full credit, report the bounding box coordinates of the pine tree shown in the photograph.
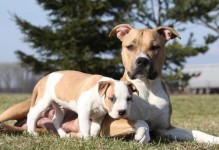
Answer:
[15,0,218,85]
[15,0,137,79]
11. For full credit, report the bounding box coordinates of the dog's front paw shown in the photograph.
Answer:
[134,120,150,144]
[27,129,39,136]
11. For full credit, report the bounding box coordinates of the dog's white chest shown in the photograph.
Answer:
[131,79,149,100]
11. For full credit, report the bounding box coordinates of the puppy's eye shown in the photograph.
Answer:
[126,44,134,50]
[151,45,160,51]
[127,97,132,101]
[109,96,115,102]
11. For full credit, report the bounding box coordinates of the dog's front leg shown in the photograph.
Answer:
[77,109,91,139]
[101,116,150,143]
[90,115,105,137]
[134,120,150,143]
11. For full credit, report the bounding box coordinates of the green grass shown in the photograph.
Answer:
[0,94,219,149]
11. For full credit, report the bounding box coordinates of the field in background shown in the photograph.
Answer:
[0,94,219,149]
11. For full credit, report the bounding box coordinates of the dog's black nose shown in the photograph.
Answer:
[136,57,149,67]
[118,110,126,116]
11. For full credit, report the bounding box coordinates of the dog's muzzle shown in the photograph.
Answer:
[128,57,157,80]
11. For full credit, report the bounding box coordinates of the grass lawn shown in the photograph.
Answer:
[0,94,219,149]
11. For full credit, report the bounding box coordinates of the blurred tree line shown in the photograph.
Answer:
[0,63,41,93]
[14,0,219,92]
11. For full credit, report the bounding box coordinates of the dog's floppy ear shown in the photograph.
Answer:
[109,24,133,41]
[125,81,139,95]
[156,26,181,42]
[98,81,111,97]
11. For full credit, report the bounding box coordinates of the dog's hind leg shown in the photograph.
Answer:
[0,99,31,122]
[52,102,69,138]
[155,126,219,144]
[27,97,52,136]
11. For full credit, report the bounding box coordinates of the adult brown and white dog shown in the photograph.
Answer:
[26,70,141,139]
[0,24,219,144]
[102,24,219,144]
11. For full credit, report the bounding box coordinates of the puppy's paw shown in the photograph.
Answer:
[27,130,39,136]
[77,132,92,140]
[57,128,70,138]
[134,120,150,144]
[90,124,101,137]
[60,133,71,138]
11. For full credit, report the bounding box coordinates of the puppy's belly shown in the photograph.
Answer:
[54,99,78,112]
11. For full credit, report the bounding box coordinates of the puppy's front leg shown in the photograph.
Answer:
[90,115,105,137]
[78,109,91,139]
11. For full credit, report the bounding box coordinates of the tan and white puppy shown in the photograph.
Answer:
[27,70,138,138]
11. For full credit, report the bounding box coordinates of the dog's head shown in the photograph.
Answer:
[98,80,138,119]
[109,24,180,80]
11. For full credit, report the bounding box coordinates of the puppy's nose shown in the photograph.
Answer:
[136,57,149,67]
[118,110,126,116]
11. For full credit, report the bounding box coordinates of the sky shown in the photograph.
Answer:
[0,1,219,65]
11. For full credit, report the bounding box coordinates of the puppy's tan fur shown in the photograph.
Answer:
[27,70,136,138]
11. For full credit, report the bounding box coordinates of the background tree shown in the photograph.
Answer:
[15,0,138,79]
[15,0,219,89]
[0,63,40,93]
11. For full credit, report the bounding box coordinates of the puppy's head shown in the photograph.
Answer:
[109,24,180,80]
[98,80,138,119]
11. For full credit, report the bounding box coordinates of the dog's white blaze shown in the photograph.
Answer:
[136,52,149,59]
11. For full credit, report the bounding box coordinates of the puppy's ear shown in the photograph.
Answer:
[98,81,110,97]
[156,26,181,42]
[125,82,139,95]
[109,24,133,41]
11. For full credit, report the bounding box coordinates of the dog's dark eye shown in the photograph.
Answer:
[109,96,115,102]
[126,44,134,50]
[151,45,160,51]
[127,97,132,101]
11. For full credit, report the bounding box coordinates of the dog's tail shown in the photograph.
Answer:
[155,126,219,144]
